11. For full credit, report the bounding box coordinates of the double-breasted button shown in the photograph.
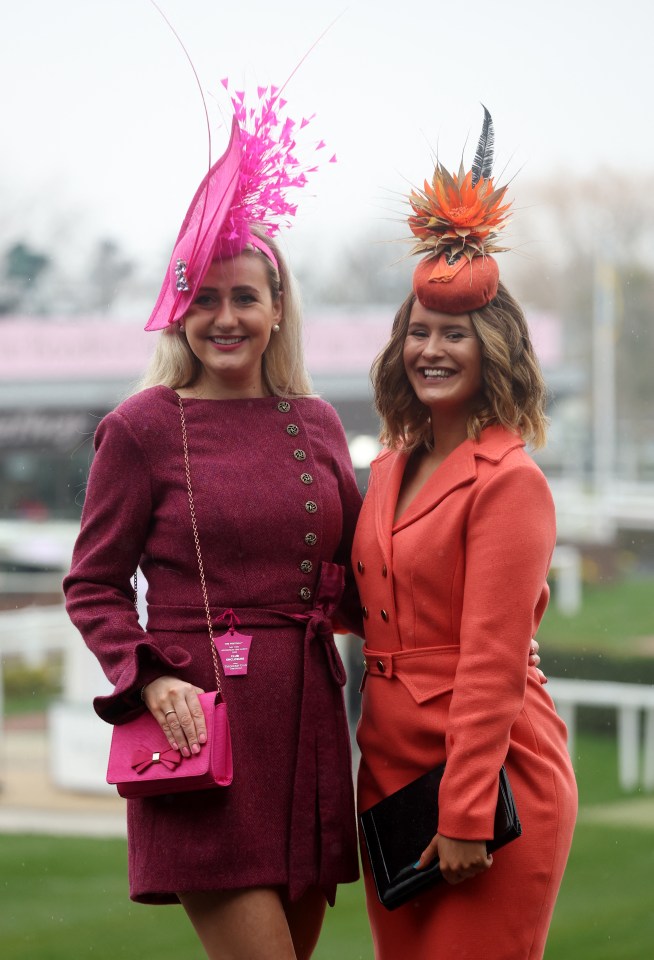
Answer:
[362,605,369,619]
[286,424,299,437]
[277,400,291,413]
[382,564,388,577]
[376,660,386,673]
[305,501,317,513]
[357,561,365,574]
[294,449,307,461]
[304,532,317,546]
[300,560,313,574]
[299,586,312,601]
[301,473,313,485]
[381,609,390,622]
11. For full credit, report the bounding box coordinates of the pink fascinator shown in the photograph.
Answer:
[146,80,333,331]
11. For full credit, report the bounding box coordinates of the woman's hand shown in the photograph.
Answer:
[528,638,547,684]
[141,676,207,758]
[415,834,492,886]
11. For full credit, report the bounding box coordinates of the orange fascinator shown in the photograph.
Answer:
[408,107,512,314]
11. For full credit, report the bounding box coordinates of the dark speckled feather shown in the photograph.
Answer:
[471,105,494,186]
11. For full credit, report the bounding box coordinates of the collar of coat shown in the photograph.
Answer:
[370,424,525,535]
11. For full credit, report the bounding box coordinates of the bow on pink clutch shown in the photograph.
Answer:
[107,691,232,798]
[131,747,182,773]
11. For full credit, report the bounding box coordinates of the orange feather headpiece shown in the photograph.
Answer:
[408,106,512,314]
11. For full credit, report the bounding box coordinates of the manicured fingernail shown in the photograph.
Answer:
[171,742,179,751]
[182,746,190,758]
[191,743,200,755]
[412,861,421,869]
[198,733,207,745]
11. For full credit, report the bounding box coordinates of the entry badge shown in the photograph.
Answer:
[215,631,253,676]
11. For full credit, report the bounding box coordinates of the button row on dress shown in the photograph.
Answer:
[356,560,388,577]
[278,403,316,603]
[361,605,390,623]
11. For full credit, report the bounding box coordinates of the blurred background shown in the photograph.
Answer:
[1,1,653,957]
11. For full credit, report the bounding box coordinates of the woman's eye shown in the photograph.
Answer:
[236,294,256,305]
[193,294,216,308]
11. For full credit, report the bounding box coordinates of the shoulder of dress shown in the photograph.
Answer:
[97,386,174,442]
[109,386,172,421]
[475,445,552,501]
[293,395,333,415]
[293,396,344,432]
[370,447,396,468]
[473,424,525,463]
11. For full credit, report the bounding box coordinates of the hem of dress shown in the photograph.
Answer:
[129,870,359,907]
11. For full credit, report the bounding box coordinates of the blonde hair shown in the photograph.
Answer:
[138,226,313,397]
[372,281,549,451]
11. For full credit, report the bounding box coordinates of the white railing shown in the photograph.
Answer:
[547,677,654,791]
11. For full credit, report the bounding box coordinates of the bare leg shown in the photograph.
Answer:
[283,887,327,960]
[179,887,297,960]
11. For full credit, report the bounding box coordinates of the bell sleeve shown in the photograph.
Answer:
[436,460,556,840]
[63,410,191,725]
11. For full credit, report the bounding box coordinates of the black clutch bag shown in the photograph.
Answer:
[359,763,521,911]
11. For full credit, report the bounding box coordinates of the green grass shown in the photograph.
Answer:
[573,731,627,806]
[3,819,654,960]
[2,733,652,960]
[541,576,654,656]
[3,692,55,716]
[545,824,654,960]
[1,836,205,959]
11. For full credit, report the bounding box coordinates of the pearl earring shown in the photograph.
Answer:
[272,323,280,333]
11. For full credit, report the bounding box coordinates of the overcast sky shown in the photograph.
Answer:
[2,0,652,278]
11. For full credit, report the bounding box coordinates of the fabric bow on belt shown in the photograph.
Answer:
[131,747,182,774]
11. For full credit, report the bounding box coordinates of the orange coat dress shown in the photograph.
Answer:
[354,425,577,960]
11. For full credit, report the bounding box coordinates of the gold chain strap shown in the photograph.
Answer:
[177,395,223,694]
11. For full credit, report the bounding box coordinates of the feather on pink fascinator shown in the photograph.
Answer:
[146,80,333,331]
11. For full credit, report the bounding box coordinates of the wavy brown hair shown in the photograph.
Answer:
[372,280,548,451]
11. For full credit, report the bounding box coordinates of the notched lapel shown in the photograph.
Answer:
[392,442,478,533]
[371,451,406,570]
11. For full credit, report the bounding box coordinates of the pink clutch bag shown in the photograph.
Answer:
[107,691,233,799]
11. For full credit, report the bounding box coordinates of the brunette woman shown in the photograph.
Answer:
[355,112,577,959]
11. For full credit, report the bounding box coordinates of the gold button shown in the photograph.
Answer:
[305,501,317,513]
[300,560,313,573]
[304,532,317,546]
[277,400,291,413]
[357,561,365,574]
[362,606,369,619]
[301,473,313,485]
[294,449,307,461]
[286,424,299,437]
[381,609,389,622]
[382,564,388,577]
[299,586,312,601]
[376,660,386,673]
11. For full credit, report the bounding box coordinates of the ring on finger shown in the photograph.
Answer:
[164,709,176,718]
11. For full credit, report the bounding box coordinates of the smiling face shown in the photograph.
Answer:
[181,253,282,398]
[403,300,483,428]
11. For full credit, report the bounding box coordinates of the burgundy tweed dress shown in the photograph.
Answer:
[64,385,362,905]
